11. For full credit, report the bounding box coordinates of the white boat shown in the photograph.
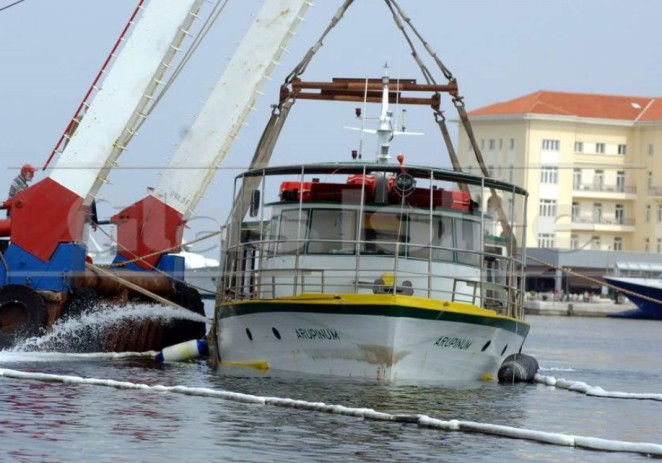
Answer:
[604,262,662,320]
[209,69,530,382]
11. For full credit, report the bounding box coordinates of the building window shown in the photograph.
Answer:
[617,144,628,155]
[573,169,581,190]
[571,235,579,249]
[648,144,654,156]
[498,139,503,150]
[509,138,515,150]
[538,233,555,248]
[572,202,580,221]
[648,171,653,188]
[593,170,604,190]
[646,204,651,223]
[613,237,623,251]
[645,238,650,252]
[509,165,514,183]
[540,166,558,184]
[539,199,557,217]
[574,141,584,153]
[595,143,606,154]
[658,239,662,253]
[591,235,601,250]
[480,139,485,150]
[593,203,602,223]
[615,204,624,224]
[488,139,495,150]
[542,139,560,151]
[658,205,662,223]
[616,171,626,192]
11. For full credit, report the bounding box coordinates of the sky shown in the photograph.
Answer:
[1,0,661,257]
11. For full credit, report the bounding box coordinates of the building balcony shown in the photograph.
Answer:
[570,216,635,232]
[648,186,662,198]
[572,184,636,200]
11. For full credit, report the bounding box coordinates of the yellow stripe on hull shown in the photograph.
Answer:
[219,292,527,326]
[220,360,270,371]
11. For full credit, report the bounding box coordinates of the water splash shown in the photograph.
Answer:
[7,303,210,353]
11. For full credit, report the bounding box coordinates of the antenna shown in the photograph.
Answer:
[357,77,369,159]
[375,63,393,163]
[340,65,424,163]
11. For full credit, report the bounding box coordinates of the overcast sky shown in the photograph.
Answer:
[1,0,661,254]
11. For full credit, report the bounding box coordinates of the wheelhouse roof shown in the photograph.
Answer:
[235,162,528,196]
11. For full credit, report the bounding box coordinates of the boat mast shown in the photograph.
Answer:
[376,65,394,163]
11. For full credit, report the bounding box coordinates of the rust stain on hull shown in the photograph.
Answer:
[304,344,410,367]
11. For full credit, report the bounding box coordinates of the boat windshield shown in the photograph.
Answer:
[267,207,480,265]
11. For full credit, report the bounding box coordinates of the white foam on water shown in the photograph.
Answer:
[0,351,156,363]
[539,367,578,372]
[1,367,661,458]
[7,303,209,353]
[535,374,662,401]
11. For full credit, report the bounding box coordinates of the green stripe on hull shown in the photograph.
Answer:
[218,302,529,336]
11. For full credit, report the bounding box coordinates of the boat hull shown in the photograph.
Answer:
[604,277,662,320]
[214,294,529,382]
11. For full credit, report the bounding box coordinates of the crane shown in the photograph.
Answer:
[107,1,310,282]
[0,0,207,349]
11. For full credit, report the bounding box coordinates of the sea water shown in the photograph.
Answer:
[1,307,660,463]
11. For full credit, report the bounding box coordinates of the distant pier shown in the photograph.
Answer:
[524,299,636,317]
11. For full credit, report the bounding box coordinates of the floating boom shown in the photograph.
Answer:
[111,0,311,268]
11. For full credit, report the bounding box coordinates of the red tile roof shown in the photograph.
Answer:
[469,90,662,121]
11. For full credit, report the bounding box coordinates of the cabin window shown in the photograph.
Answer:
[275,209,309,255]
[455,218,480,266]
[408,215,454,262]
[361,212,405,255]
[308,209,357,254]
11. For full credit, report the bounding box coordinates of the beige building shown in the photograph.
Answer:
[457,90,662,252]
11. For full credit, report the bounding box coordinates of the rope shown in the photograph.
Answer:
[92,224,221,298]
[0,0,25,13]
[85,262,188,311]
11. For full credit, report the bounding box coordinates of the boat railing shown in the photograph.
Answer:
[255,267,327,298]
[221,237,523,317]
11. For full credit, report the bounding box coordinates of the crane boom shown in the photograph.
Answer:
[157,0,310,219]
[2,0,204,264]
[111,0,311,268]
[51,0,205,207]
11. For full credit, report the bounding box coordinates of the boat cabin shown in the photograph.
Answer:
[220,162,528,318]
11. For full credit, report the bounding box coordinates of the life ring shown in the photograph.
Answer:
[0,284,47,348]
